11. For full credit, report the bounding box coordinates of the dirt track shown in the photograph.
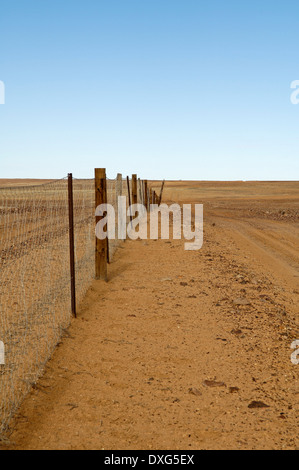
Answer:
[2,181,299,450]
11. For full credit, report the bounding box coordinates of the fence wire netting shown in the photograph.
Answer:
[107,177,125,258]
[0,175,132,437]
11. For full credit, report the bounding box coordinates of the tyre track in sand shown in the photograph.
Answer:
[209,213,299,291]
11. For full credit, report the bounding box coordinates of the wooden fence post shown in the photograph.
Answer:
[116,173,123,242]
[138,178,143,204]
[132,174,138,206]
[95,168,108,281]
[144,180,148,212]
[159,180,165,205]
[127,176,133,227]
[116,173,122,197]
[68,173,76,317]
[142,180,145,206]
[148,188,153,211]
[148,188,151,211]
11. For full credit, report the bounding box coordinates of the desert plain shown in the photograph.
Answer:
[0,179,298,450]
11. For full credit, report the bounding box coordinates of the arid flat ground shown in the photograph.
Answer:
[1,181,299,450]
[0,179,55,187]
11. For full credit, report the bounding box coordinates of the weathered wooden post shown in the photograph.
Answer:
[127,176,133,227]
[138,178,143,204]
[95,168,108,281]
[149,188,153,211]
[116,173,122,197]
[132,174,138,206]
[116,173,123,242]
[148,188,151,211]
[159,180,165,205]
[144,180,148,212]
[142,180,145,206]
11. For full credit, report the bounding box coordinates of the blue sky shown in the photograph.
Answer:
[0,0,299,180]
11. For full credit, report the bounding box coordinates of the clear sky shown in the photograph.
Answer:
[0,0,299,180]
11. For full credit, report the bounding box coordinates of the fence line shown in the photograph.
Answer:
[0,172,162,438]
[0,178,71,436]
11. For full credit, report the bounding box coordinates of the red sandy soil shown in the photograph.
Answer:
[1,181,299,450]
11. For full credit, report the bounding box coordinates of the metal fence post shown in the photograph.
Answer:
[68,173,76,317]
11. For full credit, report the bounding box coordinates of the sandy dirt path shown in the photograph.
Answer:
[2,197,298,450]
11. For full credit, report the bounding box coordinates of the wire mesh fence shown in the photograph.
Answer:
[0,179,71,436]
[0,173,135,438]
[107,176,126,259]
